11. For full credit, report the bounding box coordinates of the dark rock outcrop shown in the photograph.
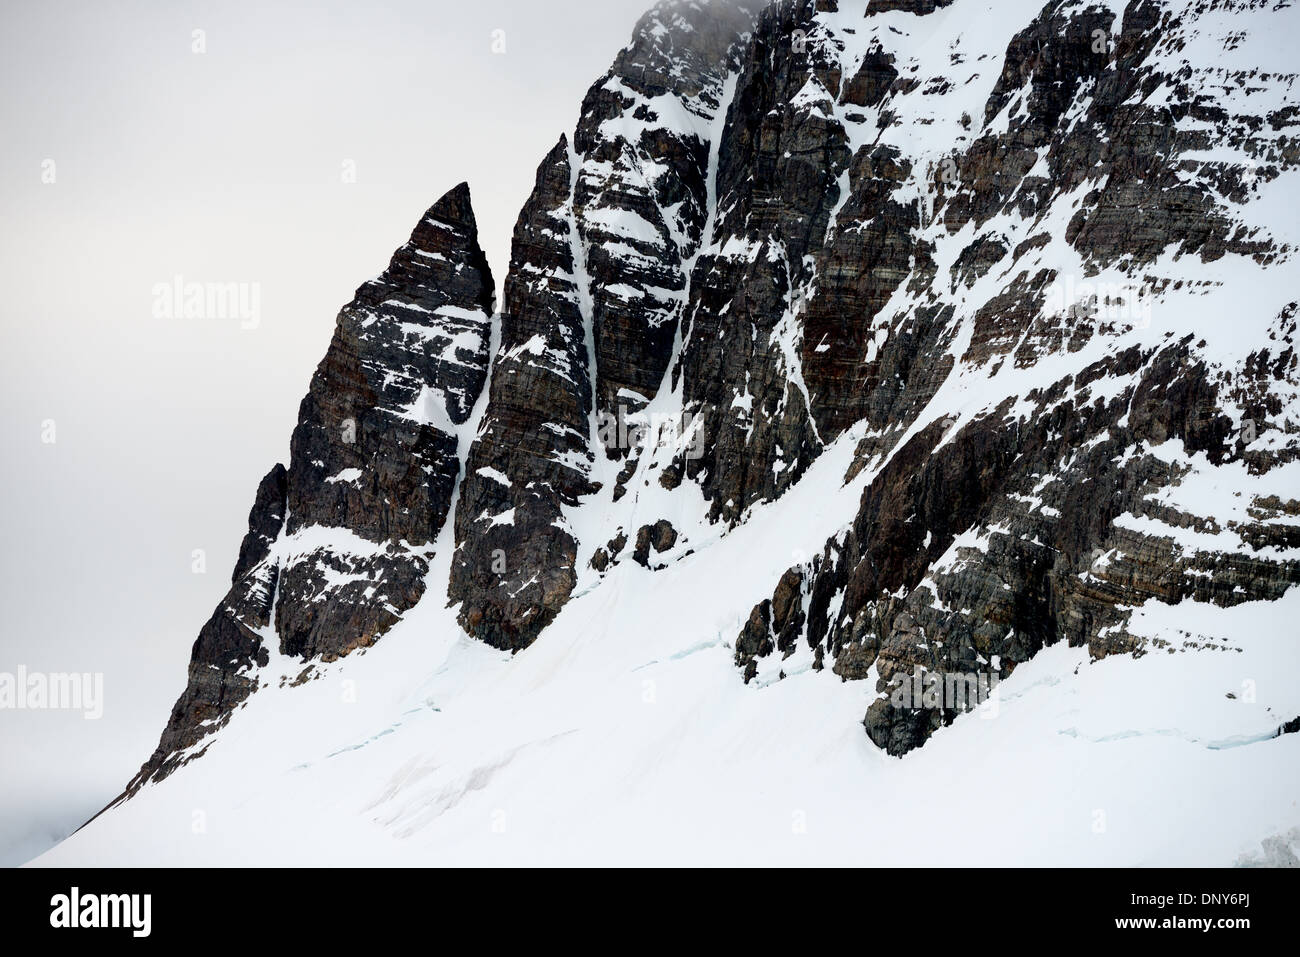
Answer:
[449,0,757,650]
[732,0,1300,754]
[123,183,495,792]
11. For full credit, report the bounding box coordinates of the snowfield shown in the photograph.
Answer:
[36,420,1300,865]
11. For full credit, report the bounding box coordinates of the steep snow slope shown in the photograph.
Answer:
[36,423,1300,864]
[40,0,1300,865]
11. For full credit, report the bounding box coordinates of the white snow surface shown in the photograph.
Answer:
[34,420,1300,866]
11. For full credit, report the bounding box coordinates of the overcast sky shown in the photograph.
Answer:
[0,0,658,866]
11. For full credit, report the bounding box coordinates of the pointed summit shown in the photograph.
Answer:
[121,184,496,795]
[425,180,475,226]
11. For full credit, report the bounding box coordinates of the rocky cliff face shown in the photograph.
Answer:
[125,183,494,791]
[723,0,1300,754]
[448,0,757,650]
[124,0,1300,798]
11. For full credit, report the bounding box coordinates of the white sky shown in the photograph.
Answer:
[0,0,656,865]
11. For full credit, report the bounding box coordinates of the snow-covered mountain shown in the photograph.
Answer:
[40,0,1300,865]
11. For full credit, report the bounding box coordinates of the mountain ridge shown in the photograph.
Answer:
[74,0,1300,865]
